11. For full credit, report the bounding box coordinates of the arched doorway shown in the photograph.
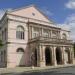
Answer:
[16,48,25,66]
[45,47,52,66]
[56,47,62,65]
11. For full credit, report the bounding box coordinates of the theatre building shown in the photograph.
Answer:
[0,5,74,68]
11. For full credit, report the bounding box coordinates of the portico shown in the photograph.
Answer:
[29,38,73,67]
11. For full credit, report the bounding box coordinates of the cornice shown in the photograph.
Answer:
[7,13,54,25]
[7,13,61,29]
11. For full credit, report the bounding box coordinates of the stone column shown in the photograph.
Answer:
[53,46,57,66]
[50,46,54,65]
[62,47,66,65]
[29,26,32,39]
[61,46,66,64]
[69,48,72,64]
[42,46,46,67]
[39,45,45,67]
[70,47,74,64]
[32,26,33,38]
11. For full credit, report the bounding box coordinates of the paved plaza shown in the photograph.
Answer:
[1,66,75,75]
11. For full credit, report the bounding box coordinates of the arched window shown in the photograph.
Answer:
[17,48,24,53]
[16,26,24,39]
[62,33,67,40]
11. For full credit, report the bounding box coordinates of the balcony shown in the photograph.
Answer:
[29,36,73,45]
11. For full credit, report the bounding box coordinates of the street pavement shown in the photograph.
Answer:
[1,66,75,75]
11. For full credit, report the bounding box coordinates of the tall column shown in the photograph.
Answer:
[53,46,57,66]
[60,47,65,64]
[29,26,32,39]
[62,47,66,65]
[37,45,40,67]
[50,46,54,65]
[70,47,74,64]
[42,46,46,67]
[32,26,33,38]
[39,45,45,67]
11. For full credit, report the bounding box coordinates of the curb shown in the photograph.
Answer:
[0,64,75,74]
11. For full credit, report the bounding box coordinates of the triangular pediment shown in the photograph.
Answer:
[8,5,53,23]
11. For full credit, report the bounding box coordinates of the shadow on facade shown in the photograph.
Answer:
[30,48,37,67]
[45,47,52,66]
[56,47,62,65]
[16,46,29,67]
[15,46,72,67]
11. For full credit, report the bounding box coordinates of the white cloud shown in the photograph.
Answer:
[65,14,75,23]
[58,24,70,31]
[65,0,75,9]
[59,14,75,41]
[66,14,75,41]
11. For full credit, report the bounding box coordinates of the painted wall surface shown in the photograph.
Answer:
[6,19,30,68]
[10,6,51,23]
[8,20,28,43]
[7,43,30,68]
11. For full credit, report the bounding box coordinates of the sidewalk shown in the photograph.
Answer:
[0,64,75,74]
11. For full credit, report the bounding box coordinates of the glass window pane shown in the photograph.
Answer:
[16,26,25,40]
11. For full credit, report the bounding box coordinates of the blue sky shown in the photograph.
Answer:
[0,0,74,23]
[0,0,75,40]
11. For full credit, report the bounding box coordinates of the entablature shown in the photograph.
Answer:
[29,36,73,45]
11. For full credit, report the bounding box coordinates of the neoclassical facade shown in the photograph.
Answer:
[0,5,74,68]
